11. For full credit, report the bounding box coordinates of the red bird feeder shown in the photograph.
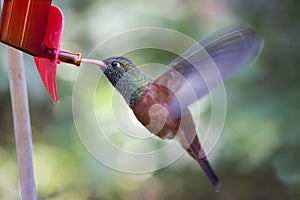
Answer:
[0,0,82,103]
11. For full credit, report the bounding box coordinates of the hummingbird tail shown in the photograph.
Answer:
[175,112,220,191]
[187,137,220,192]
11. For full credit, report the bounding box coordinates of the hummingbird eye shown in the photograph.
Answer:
[111,61,121,68]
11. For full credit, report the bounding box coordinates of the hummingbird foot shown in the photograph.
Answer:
[145,104,171,138]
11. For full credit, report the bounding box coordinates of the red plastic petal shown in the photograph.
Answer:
[34,58,58,102]
[34,6,64,103]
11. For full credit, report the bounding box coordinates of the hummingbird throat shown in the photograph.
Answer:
[115,70,152,106]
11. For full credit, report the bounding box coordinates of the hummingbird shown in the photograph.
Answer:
[95,24,264,191]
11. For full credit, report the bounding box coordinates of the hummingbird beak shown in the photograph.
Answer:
[97,60,107,71]
[80,58,107,71]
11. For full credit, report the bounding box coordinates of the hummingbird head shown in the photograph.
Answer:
[100,56,138,87]
[98,56,151,105]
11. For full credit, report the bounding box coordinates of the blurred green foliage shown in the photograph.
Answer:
[0,0,300,199]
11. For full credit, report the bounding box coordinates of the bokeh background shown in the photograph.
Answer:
[0,0,299,199]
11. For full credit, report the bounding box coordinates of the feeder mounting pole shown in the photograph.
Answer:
[7,46,38,200]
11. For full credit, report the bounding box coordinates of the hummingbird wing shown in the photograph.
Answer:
[154,24,264,119]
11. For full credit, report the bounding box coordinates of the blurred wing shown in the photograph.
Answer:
[154,24,264,119]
